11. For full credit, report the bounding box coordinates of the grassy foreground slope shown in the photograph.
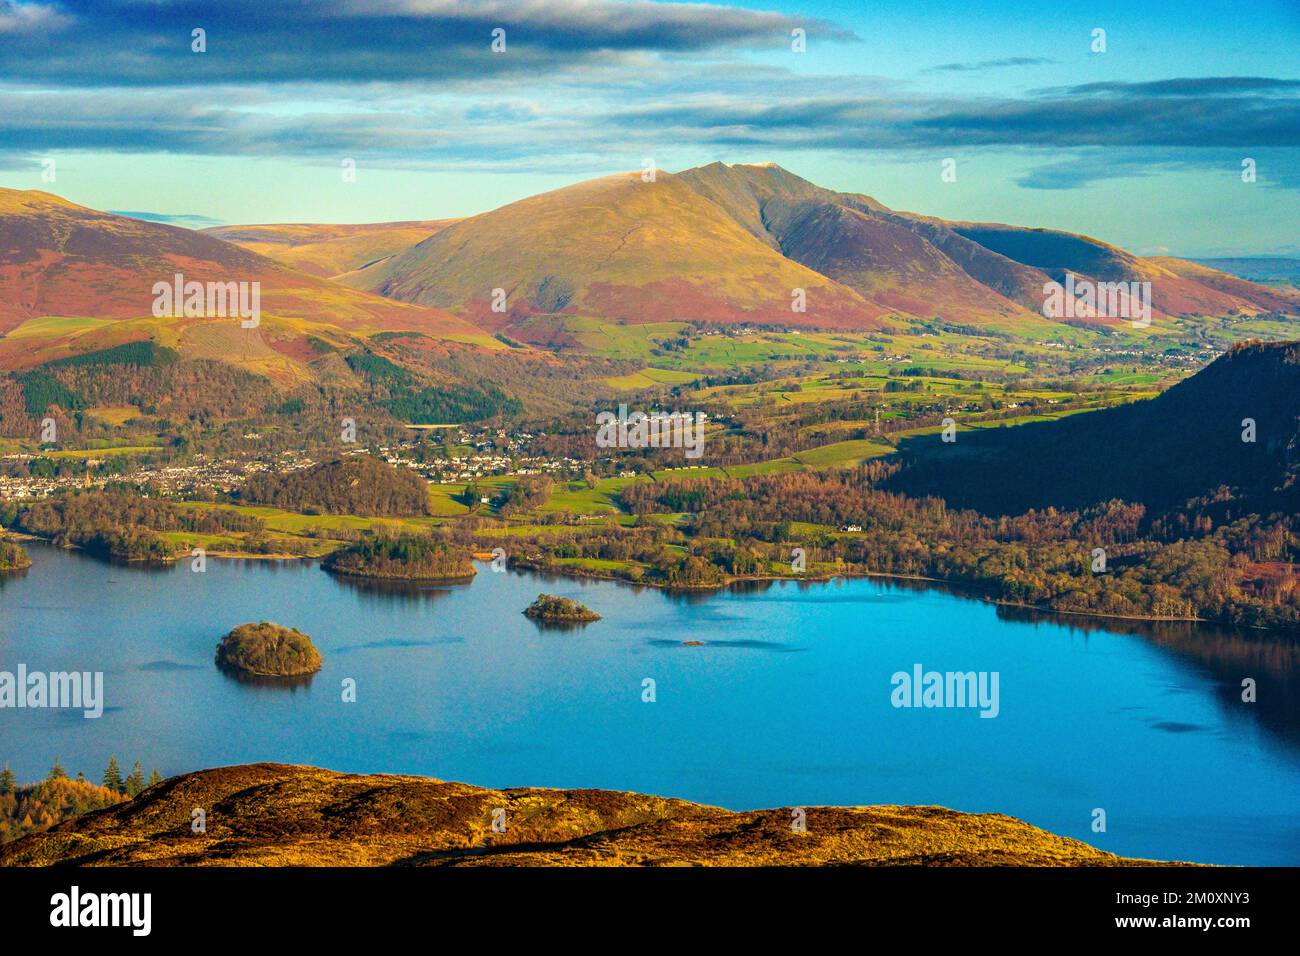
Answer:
[0,763,1166,866]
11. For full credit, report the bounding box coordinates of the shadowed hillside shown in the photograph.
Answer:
[952,223,1298,317]
[890,340,1300,515]
[0,763,1167,866]
[678,162,1049,326]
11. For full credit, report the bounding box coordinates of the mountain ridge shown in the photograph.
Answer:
[343,169,894,337]
[0,188,493,382]
[3,167,1296,388]
[338,161,1297,337]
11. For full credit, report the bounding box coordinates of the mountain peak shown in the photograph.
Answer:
[347,163,889,333]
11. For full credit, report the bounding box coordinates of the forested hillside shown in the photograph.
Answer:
[890,340,1300,516]
[239,455,432,516]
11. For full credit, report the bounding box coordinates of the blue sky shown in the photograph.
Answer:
[0,0,1296,256]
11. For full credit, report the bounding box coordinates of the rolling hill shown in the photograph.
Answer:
[683,163,1296,326]
[890,339,1300,516]
[3,170,1294,414]
[0,189,492,383]
[9,165,1293,382]
[0,762,1161,866]
[343,162,1297,340]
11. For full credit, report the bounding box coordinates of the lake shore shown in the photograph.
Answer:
[506,556,1268,631]
[14,530,1270,631]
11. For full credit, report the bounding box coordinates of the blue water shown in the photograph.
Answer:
[2,542,1298,865]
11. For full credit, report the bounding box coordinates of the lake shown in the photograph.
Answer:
[2,542,1298,865]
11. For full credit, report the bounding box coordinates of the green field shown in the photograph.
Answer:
[175,502,442,536]
[605,367,700,390]
[43,445,161,459]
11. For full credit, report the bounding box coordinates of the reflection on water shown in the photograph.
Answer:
[138,660,205,672]
[525,618,597,633]
[647,638,801,652]
[0,568,29,588]
[999,605,1300,751]
[2,541,1299,865]
[215,664,318,691]
[326,570,471,605]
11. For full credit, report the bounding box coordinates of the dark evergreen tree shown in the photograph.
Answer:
[125,762,146,797]
[102,756,123,793]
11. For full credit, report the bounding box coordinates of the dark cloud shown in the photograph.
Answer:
[0,3,1293,196]
[4,68,1297,198]
[4,77,1297,186]
[1014,156,1156,191]
[1014,148,1300,191]
[1037,76,1300,97]
[925,57,1052,73]
[0,89,569,159]
[610,84,1300,149]
[0,0,855,86]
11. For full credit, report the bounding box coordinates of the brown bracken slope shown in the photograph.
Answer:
[346,161,1296,337]
[0,763,1170,866]
[204,220,460,278]
[0,189,489,377]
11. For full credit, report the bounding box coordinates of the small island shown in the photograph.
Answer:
[523,593,601,623]
[0,541,32,572]
[215,622,323,678]
[322,534,474,581]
